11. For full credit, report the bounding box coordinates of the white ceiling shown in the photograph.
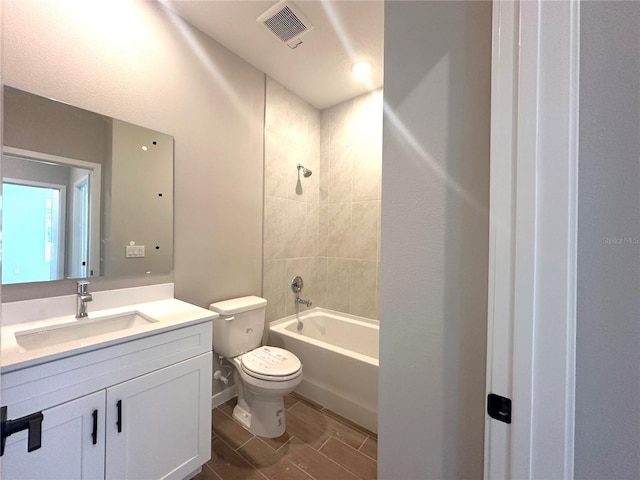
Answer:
[165,0,384,110]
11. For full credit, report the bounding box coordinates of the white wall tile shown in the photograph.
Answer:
[327,202,352,258]
[264,81,382,321]
[264,259,286,323]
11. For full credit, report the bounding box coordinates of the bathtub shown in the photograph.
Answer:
[268,308,379,433]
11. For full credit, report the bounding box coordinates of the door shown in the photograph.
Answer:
[484,1,579,478]
[1,391,105,480]
[105,352,212,480]
[69,174,90,278]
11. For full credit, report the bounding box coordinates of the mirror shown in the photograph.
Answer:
[2,86,174,285]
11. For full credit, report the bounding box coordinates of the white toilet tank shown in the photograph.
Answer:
[209,296,268,358]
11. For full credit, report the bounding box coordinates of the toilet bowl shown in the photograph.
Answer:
[209,296,303,438]
[230,345,302,437]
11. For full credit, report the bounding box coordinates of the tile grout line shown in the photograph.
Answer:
[316,436,333,452]
[235,435,255,451]
[207,464,224,480]
[319,435,377,479]
[271,434,294,452]
[311,438,368,479]
[354,435,367,451]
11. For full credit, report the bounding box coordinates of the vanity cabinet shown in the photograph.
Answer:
[1,321,212,480]
[105,353,211,479]
[2,391,106,479]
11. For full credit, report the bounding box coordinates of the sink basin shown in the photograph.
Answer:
[15,312,157,351]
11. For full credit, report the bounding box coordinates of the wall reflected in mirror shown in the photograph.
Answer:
[2,86,174,285]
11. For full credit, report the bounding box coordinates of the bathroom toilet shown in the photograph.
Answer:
[209,296,302,438]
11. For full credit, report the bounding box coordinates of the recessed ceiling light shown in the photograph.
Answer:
[351,61,372,79]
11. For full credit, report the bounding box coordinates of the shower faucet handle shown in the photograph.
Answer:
[291,276,304,293]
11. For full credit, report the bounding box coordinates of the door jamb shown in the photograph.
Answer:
[484,1,580,478]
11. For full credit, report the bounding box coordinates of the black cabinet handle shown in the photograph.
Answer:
[116,400,122,433]
[91,410,98,445]
[0,406,44,456]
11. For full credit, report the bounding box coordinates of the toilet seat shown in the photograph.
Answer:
[240,346,302,382]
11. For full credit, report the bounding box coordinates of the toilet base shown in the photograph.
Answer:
[232,404,252,431]
[233,396,286,438]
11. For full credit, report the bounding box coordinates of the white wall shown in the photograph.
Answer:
[379,2,491,478]
[575,2,640,478]
[3,1,265,306]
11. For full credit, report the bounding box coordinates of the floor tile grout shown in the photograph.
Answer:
[316,435,333,451]
[313,438,370,478]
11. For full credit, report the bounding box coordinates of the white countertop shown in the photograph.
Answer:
[1,285,217,372]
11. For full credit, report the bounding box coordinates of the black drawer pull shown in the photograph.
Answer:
[116,400,122,433]
[0,406,44,456]
[91,410,98,445]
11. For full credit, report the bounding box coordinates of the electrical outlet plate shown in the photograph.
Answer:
[125,245,145,258]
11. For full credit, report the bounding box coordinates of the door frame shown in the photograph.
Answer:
[484,1,580,478]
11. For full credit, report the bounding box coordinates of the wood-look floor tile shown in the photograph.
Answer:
[260,430,292,451]
[283,394,298,410]
[218,400,236,417]
[209,436,267,480]
[289,402,367,449]
[321,408,377,438]
[319,437,377,480]
[286,441,362,480]
[191,464,221,480]
[212,409,254,450]
[283,409,332,448]
[208,396,377,480]
[359,436,378,461]
[237,437,313,480]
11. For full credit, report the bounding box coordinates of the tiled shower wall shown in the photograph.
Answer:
[263,77,382,323]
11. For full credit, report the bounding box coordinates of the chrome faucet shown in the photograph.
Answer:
[76,281,93,318]
[291,276,312,307]
[295,297,312,307]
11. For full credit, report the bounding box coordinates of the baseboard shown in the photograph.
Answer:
[296,379,377,433]
[211,385,237,409]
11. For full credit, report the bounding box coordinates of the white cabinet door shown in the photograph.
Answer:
[1,391,105,480]
[105,352,212,480]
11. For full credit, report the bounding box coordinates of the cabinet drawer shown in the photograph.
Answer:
[2,322,211,417]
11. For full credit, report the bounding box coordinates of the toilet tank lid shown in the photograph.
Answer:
[209,296,267,315]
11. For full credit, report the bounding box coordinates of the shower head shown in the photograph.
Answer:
[297,163,312,178]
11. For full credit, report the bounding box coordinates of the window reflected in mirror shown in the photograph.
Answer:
[2,151,100,284]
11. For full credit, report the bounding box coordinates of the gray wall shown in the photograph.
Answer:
[3,1,265,306]
[4,85,109,165]
[379,2,491,478]
[576,2,640,478]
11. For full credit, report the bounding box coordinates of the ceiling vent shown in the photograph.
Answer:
[257,1,314,49]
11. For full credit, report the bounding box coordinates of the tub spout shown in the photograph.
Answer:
[295,297,312,307]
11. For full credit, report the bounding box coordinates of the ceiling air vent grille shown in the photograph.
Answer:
[258,1,314,48]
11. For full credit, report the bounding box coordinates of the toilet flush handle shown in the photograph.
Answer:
[224,316,235,322]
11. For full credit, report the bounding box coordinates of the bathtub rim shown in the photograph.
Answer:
[269,307,380,329]
[268,307,380,366]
